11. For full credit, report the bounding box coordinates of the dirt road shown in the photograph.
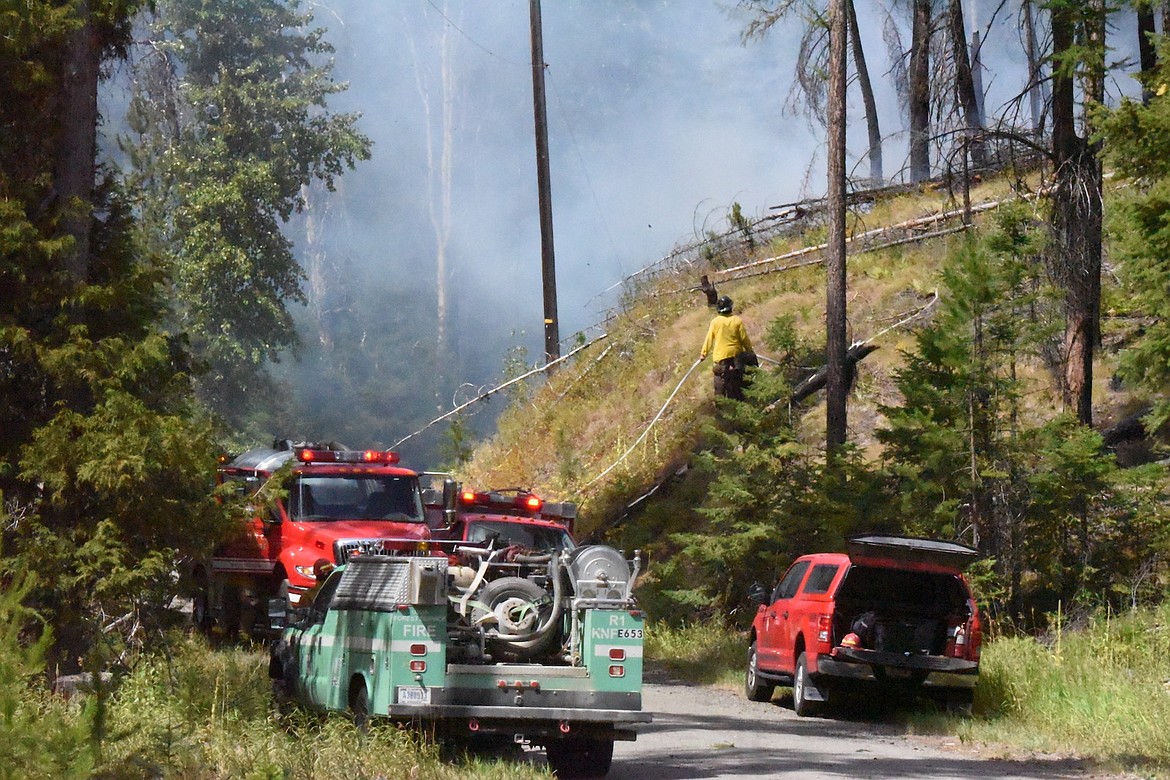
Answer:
[604,678,1124,780]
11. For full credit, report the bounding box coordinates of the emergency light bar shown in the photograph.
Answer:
[296,448,400,465]
[459,489,543,514]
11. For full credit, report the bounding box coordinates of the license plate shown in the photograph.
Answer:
[397,686,431,705]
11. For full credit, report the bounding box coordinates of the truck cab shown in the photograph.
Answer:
[195,441,432,637]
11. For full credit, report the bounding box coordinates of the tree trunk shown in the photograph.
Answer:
[1049,2,1104,428]
[949,0,986,168]
[1022,0,1045,136]
[55,2,101,285]
[1139,6,1157,104]
[909,0,932,183]
[826,0,848,451]
[846,0,883,184]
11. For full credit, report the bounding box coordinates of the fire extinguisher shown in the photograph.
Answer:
[953,624,967,658]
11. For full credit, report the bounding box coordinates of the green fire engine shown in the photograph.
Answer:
[270,544,650,779]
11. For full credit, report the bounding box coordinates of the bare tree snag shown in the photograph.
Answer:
[909,0,932,183]
[847,0,883,184]
[826,0,849,451]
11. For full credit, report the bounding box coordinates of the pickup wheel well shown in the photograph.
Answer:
[348,675,370,732]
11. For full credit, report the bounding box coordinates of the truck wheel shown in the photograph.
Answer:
[474,577,558,662]
[745,641,775,702]
[792,652,823,717]
[545,737,614,779]
[349,679,370,733]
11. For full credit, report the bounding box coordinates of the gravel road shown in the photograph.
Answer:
[602,676,1126,780]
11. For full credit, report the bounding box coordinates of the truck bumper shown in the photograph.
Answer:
[815,650,978,690]
[378,704,651,740]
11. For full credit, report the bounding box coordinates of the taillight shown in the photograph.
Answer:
[609,648,626,661]
[816,614,832,647]
[409,660,426,673]
[410,643,427,656]
[608,665,625,677]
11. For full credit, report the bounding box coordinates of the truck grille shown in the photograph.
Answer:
[334,539,429,565]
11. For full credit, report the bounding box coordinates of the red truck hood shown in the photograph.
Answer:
[297,519,431,544]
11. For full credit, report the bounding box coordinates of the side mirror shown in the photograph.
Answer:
[442,478,459,524]
[747,582,769,606]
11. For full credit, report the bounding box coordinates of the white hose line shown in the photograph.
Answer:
[583,357,704,488]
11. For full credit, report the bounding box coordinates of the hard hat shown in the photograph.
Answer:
[312,558,334,579]
[716,296,733,314]
[841,632,862,649]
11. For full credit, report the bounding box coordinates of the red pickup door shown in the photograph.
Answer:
[746,535,982,716]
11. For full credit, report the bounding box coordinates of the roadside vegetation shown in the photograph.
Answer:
[1,607,549,779]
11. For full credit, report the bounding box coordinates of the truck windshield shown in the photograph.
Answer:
[466,520,575,553]
[286,474,423,522]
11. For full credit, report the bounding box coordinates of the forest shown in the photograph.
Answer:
[5,0,1170,773]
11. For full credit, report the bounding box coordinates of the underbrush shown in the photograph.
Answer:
[7,633,549,780]
[953,604,1170,776]
[644,620,744,688]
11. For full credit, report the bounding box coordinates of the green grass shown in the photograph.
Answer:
[75,634,551,779]
[948,605,1170,777]
[644,620,745,689]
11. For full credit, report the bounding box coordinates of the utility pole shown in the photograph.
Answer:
[529,0,560,364]
[826,0,848,452]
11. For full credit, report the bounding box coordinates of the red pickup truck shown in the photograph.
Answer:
[745,535,982,716]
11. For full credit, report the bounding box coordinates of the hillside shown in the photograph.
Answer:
[458,171,1148,621]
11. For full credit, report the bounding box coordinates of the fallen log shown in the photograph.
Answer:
[787,343,881,406]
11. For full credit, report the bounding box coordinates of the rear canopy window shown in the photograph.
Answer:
[801,563,840,595]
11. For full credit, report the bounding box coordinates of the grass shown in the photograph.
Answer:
[644,619,745,689]
[950,605,1170,777]
[67,634,551,780]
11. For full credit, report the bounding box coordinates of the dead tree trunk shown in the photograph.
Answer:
[847,0,883,184]
[1022,0,1046,135]
[1139,6,1157,104]
[909,0,933,183]
[1049,2,1104,428]
[949,0,986,168]
[827,0,849,450]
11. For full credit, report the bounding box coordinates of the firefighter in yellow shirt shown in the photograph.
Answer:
[699,296,755,400]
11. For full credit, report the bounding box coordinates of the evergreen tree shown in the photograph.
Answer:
[878,206,1124,613]
[125,0,371,429]
[1099,38,1170,429]
[1,2,226,671]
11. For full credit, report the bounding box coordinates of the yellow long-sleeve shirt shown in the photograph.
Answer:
[700,314,753,362]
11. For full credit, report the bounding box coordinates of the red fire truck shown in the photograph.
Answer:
[195,441,431,636]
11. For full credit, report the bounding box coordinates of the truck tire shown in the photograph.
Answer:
[474,577,559,662]
[745,641,775,702]
[545,737,614,779]
[792,652,823,717]
[349,678,370,733]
